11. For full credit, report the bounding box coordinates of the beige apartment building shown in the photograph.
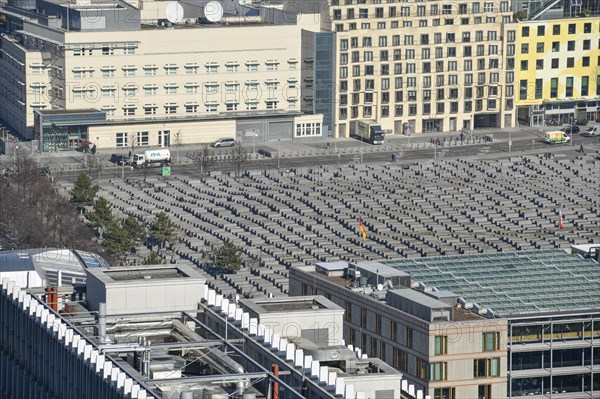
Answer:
[326,0,517,136]
[290,262,508,399]
[0,0,325,151]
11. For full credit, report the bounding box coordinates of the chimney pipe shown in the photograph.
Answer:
[99,302,107,344]
[272,363,279,399]
[46,287,58,312]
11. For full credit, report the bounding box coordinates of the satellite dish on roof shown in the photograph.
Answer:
[205,1,224,22]
[376,283,383,291]
[165,2,184,24]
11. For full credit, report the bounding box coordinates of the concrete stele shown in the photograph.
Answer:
[241,312,250,329]
[272,333,281,351]
[335,376,345,395]
[227,303,237,319]
[345,385,355,398]
[401,379,408,391]
[116,372,126,389]
[234,308,243,322]
[408,385,415,396]
[256,323,265,338]
[221,298,230,315]
[96,354,105,373]
[202,284,209,301]
[356,392,366,399]
[249,318,258,335]
[319,366,328,384]
[103,360,113,379]
[303,355,313,370]
[207,290,216,306]
[310,360,320,378]
[294,349,304,367]
[327,371,336,388]
[285,342,295,361]
[263,327,272,345]
[123,378,134,394]
[215,294,223,311]
[417,390,424,399]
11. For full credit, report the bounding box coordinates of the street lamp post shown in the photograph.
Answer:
[570,117,574,146]
[360,136,363,163]
[277,138,281,170]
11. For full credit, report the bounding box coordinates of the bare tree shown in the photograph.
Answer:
[232,142,249,178]
[191,144,215,176]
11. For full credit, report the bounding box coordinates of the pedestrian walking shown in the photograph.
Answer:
[579,144,584,153]
[391,153,397,162]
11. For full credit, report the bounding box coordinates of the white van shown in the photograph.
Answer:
[582,124,600,137]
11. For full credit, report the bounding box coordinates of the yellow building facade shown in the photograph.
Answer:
[514,17,600,126]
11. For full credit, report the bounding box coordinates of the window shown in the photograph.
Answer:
[552,59,559,69]
[582,76,589,96]
[226,102,239,111]
[568,40,575,51]
[474,358,500,378]
[123,85,137,97]
[144,65,158,76]
[164,65,178,75]
[567,58,574,68]
[136,131,149,146]
[536,43,544,53]
[478,384,492,399]
[205,102,218,112]
[226,63,239,73]
[582,57,590,67]
[537,25,545,36]
[568,23,576,34]
[184,64,199,75]
[206,64,218,74]
[266,60,279,71]
[553,25,560,35]
[143,105,157,115]
[102,45,114,55]
[552,41,559,52]
[101,67,115,78]
[483,332,501,351]
[566,77,574,96]
[520,61,528,71]
[551,78,558,98]
[164,84,178,95]
[123,44,136,54]
[122,66,136,77]
[185,84,199,94]
[522,26,529,37]
[144,85,157,96]
[520,79,528,100]
[416,358,428,379]
[583,40,590,50]
[521,43,529,54]
[185,103,198,113]
[429,362,448,381]
[164,104,178,114]
[583,22,591,33]
[536,59,544,70]
[115,133,128,147]
[433,388,456,399]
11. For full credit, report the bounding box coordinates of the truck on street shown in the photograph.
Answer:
[132,149,172,168]
[354,121,385,145]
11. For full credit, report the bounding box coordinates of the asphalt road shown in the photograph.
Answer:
[52,135,599,184]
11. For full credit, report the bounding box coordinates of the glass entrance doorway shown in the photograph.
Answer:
[158,130,171,147]
[423,119,442,133]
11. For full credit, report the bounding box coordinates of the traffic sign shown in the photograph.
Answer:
[508,140,512,146]
[162,166,171,176]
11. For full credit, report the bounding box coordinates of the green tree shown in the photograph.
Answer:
[70,173,99,207]
[214,239,243,272]
[123,215,146,246]
[149,211,177,249]
[102,220,132,259]
[144,251,166,265]
[86,197,114,230]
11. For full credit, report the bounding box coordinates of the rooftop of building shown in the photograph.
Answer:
[380,250,600,318]
[0,248,108,286]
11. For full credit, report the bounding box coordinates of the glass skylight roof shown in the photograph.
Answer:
[382,250,600,317]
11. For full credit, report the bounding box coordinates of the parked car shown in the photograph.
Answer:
[110,154,129,165]
[582,124,600,137]
[561,125,580,135]
[210,138,236,148]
